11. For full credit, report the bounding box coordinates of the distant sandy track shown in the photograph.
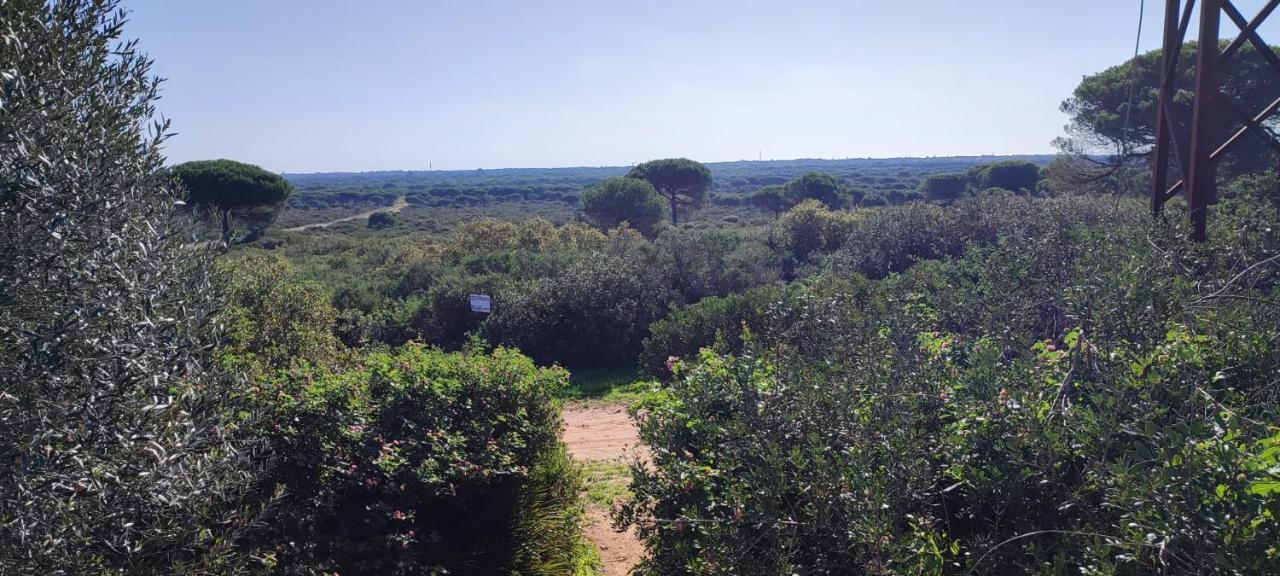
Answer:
[562,403,646,576]
[282,196,408,232]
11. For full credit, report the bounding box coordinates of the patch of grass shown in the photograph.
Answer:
[571,538,603,576]
[579,460,632,509]
[568,367,657,403]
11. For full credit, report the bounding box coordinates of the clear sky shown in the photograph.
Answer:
[121,0,1275,173]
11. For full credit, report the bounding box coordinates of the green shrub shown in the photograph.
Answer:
[783,172,843,208]
[367,210,397,229]
[970,159,1041,192]
[620,193,1280,575]
[483,253,667,368]
[774,199,863,263]
[827,191,1125,279]
[640,284,788,378]
[260,344,585,574]
[582,176,666,237]
[215,252,342,377]
[921,172,969,201]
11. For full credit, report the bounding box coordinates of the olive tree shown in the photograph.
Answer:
[0,2,264,572]
[627,158,712,225]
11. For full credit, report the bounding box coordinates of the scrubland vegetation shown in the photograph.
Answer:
[4,1,1280,575]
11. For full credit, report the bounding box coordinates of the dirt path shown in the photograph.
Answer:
[282,196,408,232]
[562,403,645,576]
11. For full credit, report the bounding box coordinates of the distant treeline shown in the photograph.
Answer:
[284,155,1055,209]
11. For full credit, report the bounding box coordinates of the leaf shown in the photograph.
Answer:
[1247,481,1280,496]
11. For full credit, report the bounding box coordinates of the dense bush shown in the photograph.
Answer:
[653,227,780,305]
[773,199,863,263]
[783,172,843,208]
[483,253,668,368]
[640,283,789,378]
[921,172,969,201]
[207,249,598,574]
[367,210,397,229]
[582,176,666,237]
[970,159,1041,192]
[620,190,1280,575]
[827,190,1120,278]
[256,344,588,574]
[216,253,342,377]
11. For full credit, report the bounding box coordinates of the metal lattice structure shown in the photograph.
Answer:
[1152,0,1280,240]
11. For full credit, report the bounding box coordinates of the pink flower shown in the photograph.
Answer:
[666,356,681,373]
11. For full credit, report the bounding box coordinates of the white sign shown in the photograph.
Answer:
[469,293,492,313]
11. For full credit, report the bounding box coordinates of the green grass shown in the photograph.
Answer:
[571,538,604,576]
[567,367,657,403]
[579,460,633,509]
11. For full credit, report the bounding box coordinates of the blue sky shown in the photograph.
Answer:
[123,0,1275,173]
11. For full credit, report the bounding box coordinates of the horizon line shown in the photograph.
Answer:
[276,151,1060,177]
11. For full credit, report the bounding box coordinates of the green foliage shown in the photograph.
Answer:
[774,199,863,263]
[749,173,845,216]
[621,186,1280,575]
[284,155,1054,214]
[0,2,263,571]
[367,210,397,229]
[173,159,293,210]
[970,159,1041,192]
[640,283,791,378]
[628,158,713,225]
[171,158,293,242]
[783,171,843,208]
[1058,42,1280,178]
[750,185,790,215]
[256,344,583,574]
[921,172,968,202]
[215,253,342,377]
[828,190,1122,278]
[582,176,666,237]
[482,252,668,368]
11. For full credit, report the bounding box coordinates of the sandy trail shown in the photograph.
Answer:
[562,403,645,576]
[282,196,408,232]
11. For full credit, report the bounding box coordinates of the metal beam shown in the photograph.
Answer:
[1151,0,1280,240]
[1186,0,1220,241]
[1152,0,1183,216]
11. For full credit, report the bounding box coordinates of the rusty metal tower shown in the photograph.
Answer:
[1151,0,1280,240]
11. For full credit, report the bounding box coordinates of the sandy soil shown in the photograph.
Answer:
[282,196,408,231]
[562,403,646,576]
[562,403,643,461]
